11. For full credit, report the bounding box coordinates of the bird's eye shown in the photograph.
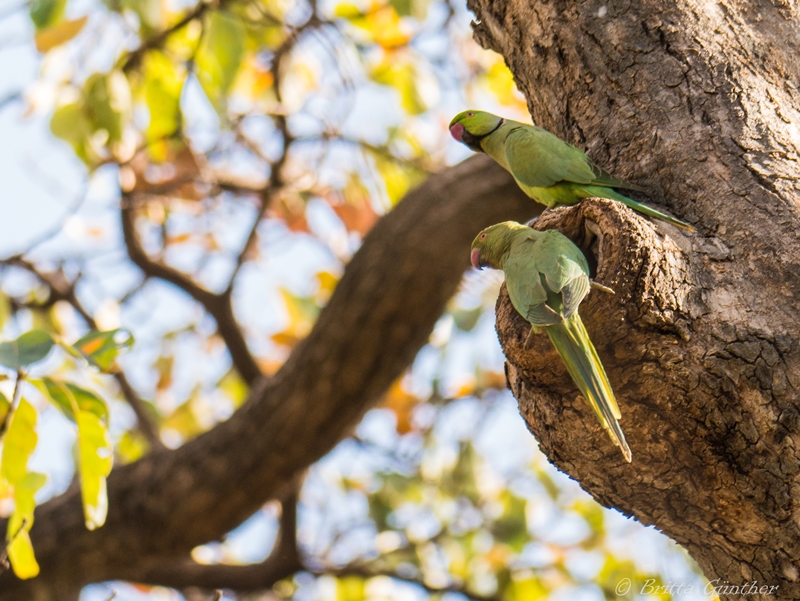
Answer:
[467,112,474,118]
[479,233,487,240]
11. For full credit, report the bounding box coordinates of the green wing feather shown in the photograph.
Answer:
[546,315,631,462]
[502,228,631,462]
[503,125,645,191]
[504,246,563,326]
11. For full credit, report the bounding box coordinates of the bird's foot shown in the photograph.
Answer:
[523,326,539,350]
[590,280,615,295]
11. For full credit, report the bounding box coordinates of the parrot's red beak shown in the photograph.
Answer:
[470,248,482,270]
[450,122,465,142]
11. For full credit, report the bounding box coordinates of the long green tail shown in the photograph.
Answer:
[592,187,695,232]
[546,314,632,462]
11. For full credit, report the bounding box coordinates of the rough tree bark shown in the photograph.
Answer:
[0,157,535,600]
[468,0,800,598]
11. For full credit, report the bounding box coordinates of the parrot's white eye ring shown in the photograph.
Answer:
[467,112,474,117]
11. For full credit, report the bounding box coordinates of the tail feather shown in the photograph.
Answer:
[546,315,632,462]
[596,188,695,233]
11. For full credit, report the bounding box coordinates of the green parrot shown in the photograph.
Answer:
[450,110,694,232]
[471,221,632,462]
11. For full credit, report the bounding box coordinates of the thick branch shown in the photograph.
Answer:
[137,483,302,591]
[0,156,535,599]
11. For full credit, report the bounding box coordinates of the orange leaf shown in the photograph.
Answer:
[166,233,192,245]
[35,16,88,52]
[76,337,104,356]
[380,380,420,435]
[368,6,410,49]
[332,202,378,235]
[256,358,284,375]
[270,198,309,233]
[271,331,301,348]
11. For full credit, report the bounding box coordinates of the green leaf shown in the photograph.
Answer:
[85,71,131,144]
[452,306,483,333]
[50,101,94,163]
[121,0,163,31]
[1,399,38,484]
[196,11,246,111]
[77,410,113,530]
[71,328,134,371]
[29,0,66,29]
[0,330,54,371]
[491,490,528,552]
[35,378,110,425]
[389,0,412,16]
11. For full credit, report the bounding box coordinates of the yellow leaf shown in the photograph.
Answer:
[7,528,39,579]
[77,411,113,530]
[35,16,88,52]
[333,2,361,18]
[372,154,412,205]
[482,58,528,111]
[316,271,340,303]
[278,288,318,340]
[218,368,249,406]
[367,6,410,49]
[336,576,365,601]
[1,399,38,485]
[6,471,46,580]
[234,55,275,100]
[142,51,184,142]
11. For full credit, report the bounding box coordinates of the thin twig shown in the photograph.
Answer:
[0,517,28,572]
[0,370,23,440]
[121,0,224,72]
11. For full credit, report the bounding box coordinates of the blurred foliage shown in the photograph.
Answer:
[0,0,712,597]
[0,328,129,576]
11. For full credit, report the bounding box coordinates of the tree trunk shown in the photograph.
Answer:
[468,0,800,598]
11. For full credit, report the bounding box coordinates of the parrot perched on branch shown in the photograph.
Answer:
[450,110,694,232]
[471,221,632,462]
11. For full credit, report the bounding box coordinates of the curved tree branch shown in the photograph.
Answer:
[139,479,303,592]
[0,155,536,599]
[120,201,263,385]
